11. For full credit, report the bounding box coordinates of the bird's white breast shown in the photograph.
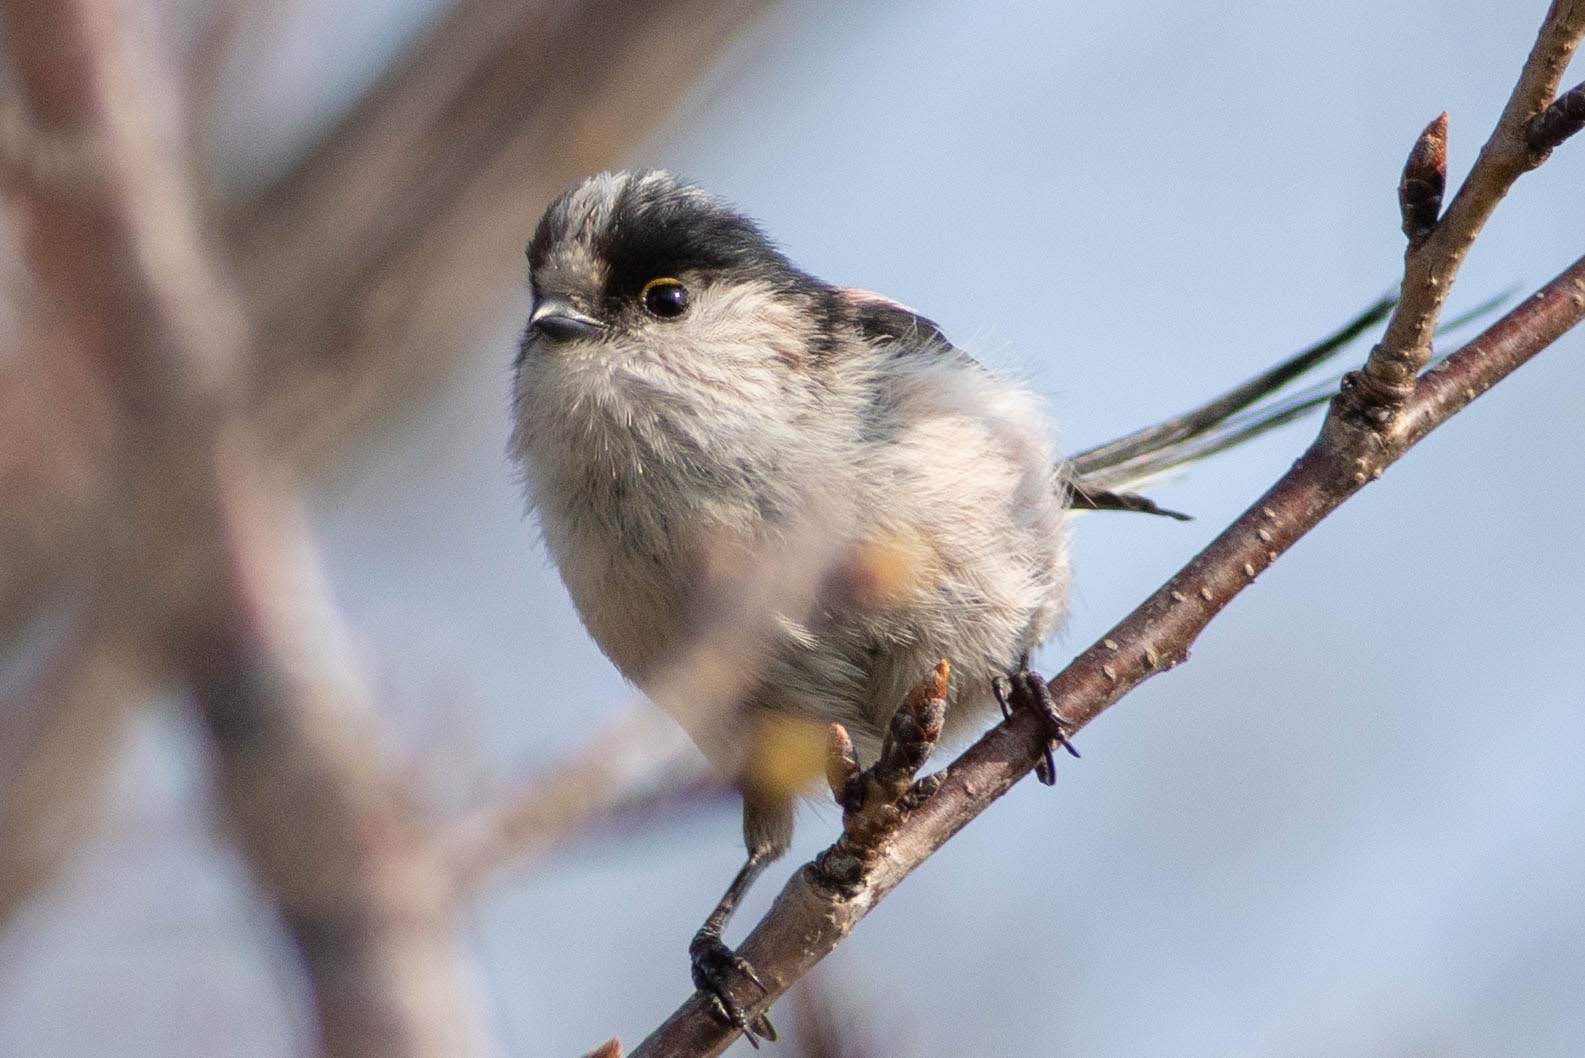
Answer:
[511,339,855,684]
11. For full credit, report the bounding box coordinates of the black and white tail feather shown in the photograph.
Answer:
[1061,293,1504,521]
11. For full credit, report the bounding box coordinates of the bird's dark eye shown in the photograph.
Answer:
[640,277,689,319]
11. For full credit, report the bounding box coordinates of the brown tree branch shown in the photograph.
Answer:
[627,4,1585,1051]
[816,664,948,892]
[443,705,717,889]
[0,6,779,930]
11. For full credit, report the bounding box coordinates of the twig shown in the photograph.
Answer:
[3,0,776,944]
[1528,76,1585,158]
[627,4,1585,1050]
[444,705,714,888]
[2,1,786,950]
[1352,0,1585,415]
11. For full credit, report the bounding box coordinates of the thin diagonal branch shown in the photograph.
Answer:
[1354,0,1585,413]
[1528,77,1585,157]
[443,705,716,889]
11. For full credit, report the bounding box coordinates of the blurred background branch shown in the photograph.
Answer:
[0,0,772,1052]
[0,0,498,1050]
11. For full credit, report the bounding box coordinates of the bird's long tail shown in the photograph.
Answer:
[1062,293,1503,520]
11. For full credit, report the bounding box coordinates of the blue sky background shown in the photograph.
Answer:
[3,2,1583,1055]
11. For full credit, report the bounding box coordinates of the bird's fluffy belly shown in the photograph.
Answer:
[517,350,1070,765]
[540,446,1064,765]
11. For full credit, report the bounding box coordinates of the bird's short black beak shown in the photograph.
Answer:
[529,300,603,342]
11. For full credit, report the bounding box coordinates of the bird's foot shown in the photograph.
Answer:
[689,930,776,1045]
[993,667,1080,786]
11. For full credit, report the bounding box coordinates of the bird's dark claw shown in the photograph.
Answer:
[994,666,1079,786]
[689,931,776,1045]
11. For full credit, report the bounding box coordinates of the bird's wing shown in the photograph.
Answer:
[839,287,1194,519]
[839,286,1498,521]
[839,287,963,361]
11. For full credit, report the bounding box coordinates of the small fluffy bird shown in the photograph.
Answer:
[511,170,1388,1039]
